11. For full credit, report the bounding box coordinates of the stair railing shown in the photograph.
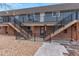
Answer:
[13,19,30,39]
[53,13,74,33]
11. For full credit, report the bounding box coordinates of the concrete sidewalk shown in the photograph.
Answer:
[34,42,68,56]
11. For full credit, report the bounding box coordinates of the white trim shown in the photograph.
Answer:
[58,11,60,17]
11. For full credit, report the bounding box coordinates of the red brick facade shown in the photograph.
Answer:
[0,26,15,35]
[0,22,79,41]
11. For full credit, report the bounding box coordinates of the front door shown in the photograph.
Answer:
[40,26,46,38]
[5,26,8,34]
[27,26,32,36]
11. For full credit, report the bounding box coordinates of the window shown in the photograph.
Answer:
[19,14,27,22]
[34,13,40,22]
[52,12,57,16]
[0,17,3,22]
[74,25,76,30]
[14,16,19,23]
[15,16,19,19]
[52,12,60,17]
[64,29,67,33]
[28,14,34,22]
[27,26,31,30]
[0,17,2,19]
[3,16,10,22]
[45,12,52,16]
[10,16,15,22]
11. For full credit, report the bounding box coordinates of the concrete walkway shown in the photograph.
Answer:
[34,42,68,56]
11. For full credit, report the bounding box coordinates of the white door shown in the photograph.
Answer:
[40,13,45,22]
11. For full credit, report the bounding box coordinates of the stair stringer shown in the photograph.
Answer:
[8,23,31,39]
[8,23,21,32]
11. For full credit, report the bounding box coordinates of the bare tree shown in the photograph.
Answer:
[0,3,11,11]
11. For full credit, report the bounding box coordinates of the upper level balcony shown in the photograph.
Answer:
[0,10,79,26]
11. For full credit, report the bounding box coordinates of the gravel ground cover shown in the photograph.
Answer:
[0,35,41,56]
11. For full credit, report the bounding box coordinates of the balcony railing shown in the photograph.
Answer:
[53,13,74,33]
[0,11,79,24]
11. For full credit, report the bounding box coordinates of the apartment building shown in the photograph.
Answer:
[0,3,79,41]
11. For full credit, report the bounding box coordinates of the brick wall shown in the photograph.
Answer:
[0,26,6,34]
[0,26,15,35]
[7,26,15,35]
[31,26,40,37]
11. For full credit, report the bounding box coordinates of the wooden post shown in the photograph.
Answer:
[44,25,47,41]
[75,23,78,41]
[49,34,52,43]
[31,26,36,42]
[71,26,73,41]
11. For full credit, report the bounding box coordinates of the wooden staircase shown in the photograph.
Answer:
[45,20,77,40]
[8,23,31,40]
[45,14,77,41]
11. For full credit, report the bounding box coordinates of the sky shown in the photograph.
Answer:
[0,3,56,11]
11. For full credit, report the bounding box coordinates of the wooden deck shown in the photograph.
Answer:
[21,22,56,26]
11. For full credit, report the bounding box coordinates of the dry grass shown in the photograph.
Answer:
[0,35,41,56]
[63,45,79,56]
